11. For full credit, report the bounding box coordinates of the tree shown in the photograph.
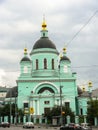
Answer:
[87,99,98,125]
[0,103,24,123]
[44,105,75,124]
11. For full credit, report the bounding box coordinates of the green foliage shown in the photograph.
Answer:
[79,115,84,123]
[44,105,75,124]
[87,99,98,124]
[0,103,24,121]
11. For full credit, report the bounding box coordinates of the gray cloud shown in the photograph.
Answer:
[0,0,98,88]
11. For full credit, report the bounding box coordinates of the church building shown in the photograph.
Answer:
[17,19,78,123]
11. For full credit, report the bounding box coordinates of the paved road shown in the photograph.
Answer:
[0,126,59,130]
[0,125,98,130]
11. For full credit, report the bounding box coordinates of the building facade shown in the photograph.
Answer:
[17,20,78,121]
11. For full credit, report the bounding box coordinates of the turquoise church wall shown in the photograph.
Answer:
[78,97,88,115]
[17,20,88,118]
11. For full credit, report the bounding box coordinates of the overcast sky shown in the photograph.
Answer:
[0,0,98,90]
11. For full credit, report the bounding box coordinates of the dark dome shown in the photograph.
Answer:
[33,37,56,49]
[6,86,18,98]
[78,87,83,95]
[21,57,31,62]
[60,56,70,62]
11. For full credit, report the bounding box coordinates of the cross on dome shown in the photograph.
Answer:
[42,15,47,30]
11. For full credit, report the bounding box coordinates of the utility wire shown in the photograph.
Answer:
[72,65,98,69]
[1,64,98,73]
[53,10,98,63]
[66,10,98,47]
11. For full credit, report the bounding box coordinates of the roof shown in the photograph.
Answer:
[33,37,56,50]
[6,86,18,98]
[60,56,70,62]
[78,88,98,98]
[78,87,83,95]
[92,88,98,97]
[20,57,31,62]
[0,87,9,92]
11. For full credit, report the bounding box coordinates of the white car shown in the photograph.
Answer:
[81,123,92,130]
[23,122,34,128]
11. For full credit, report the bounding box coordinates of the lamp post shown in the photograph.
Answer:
[60,85,63,126]
[58,64,63,126]
[88,81,93,126]
[10,88,12,124]
[15,91,18,125]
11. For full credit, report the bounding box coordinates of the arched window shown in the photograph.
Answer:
[52,59,54,69]
[44,58,47,69]
[36,59,38,70]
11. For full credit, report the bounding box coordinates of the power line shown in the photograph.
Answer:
[52,10,98,63]
[66,10,98,47]
[72,65,98,69]
[0,64,98,73]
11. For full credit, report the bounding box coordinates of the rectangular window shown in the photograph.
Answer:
[65,102,70,108]
[24,103,28,108]
[80,108,83,115]
[44,101,50,104]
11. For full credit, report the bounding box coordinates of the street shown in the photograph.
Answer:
[0,125,59,130]
[0,126,98,130]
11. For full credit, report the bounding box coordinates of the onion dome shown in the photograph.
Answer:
[32,18,57,50]
[21,57,31,62]
[33,37,56,49]
[78,86,83,95]
[21,48,31,62]
[60,48,71,62]
[60,56,70,61]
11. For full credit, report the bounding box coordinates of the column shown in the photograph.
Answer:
[45,117,47,124]
[94,117,97,126]
[18,116,20,124]
[39,116,42,124]
[1,117,3,122]
[75,116,79,124]
[35,100,37,115]
[28,115,31,122]
[14,117,16,124]
[23,116,26,123]
[67,115,70,124]
[38,100,39,115]
[84,115,87,123]
[33,100,35,115]
[11,116,13,124]
[33,117,36,124]
[4,116,8,122]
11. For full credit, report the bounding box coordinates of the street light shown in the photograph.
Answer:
[60,85,63,126]
[58,63,64,126]
[10,88,12,124]
[15,91,18,125]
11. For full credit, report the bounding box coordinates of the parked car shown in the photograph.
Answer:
[80,123,92,130]
[68,123,81,128]
[0,122,10,128]
[60,123,81,130]
[23,122,34,128]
